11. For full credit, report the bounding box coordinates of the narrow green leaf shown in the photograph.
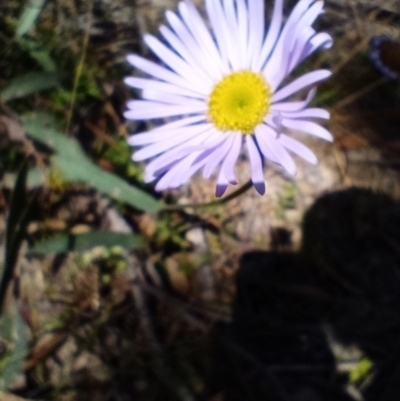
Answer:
[0,309,28,391]
[0,72,60,102]
[18,37,57,72]
[16,0,46,38]
[22,113,161,212]
[0,162,30,311]
[31,231,143,254]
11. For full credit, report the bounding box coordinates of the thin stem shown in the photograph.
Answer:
[160,179,253,212]
[65,5,92,135]
[333,77,387,110]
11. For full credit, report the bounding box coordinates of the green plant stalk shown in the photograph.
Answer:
[65,8,92,134]
[160,179,253,212]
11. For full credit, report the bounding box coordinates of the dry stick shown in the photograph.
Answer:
[333,77,387,111]
[65,6,92,135]
[331,36,370,76]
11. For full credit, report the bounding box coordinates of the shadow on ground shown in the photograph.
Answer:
[213,188,400,401]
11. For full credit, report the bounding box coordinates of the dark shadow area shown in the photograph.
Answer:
[213,188,400,401]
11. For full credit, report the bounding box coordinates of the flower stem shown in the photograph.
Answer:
[160,180,253,213]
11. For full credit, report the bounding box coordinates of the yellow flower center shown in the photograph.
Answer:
[208,71,271,135]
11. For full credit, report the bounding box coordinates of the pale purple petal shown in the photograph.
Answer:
[127,55,205,95]
[179,143,231,185]
[140,88,194,104]
[165,10,223,79]
[278,133,318,164]
[133,127,214,161]
[144,35,210,93]
[128,115,207,145]
[219,133,242,184]
[128,121,211,146]
[246,135,265,194]
[203,135,236,178]
[155,152,200,191]
[280,108,330,120]
[206,0,239,70]
[127,96,203,108]
[272,70,331,103]
[180,0,229,73]
[254,129,280,164]
[271,88,316,112]
[124,76,204,99]
[247,0,264,68]
[215,170,229,197]
[256,0,283,70]
[159,25,214,82]
[222,0,241,68]
[236,0,249,69]
[281,118,333,141]
[124,101,206,120]
[256,125,297,175]
[263,0,321,85]
[296,32,333,67]
[287,27,316,74]
[144,128,224,176]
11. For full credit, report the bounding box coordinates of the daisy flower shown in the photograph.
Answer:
[125,0,333,196]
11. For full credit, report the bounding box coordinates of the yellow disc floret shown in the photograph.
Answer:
[208,71,271,135]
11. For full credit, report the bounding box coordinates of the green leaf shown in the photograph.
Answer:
[17,37,57,72]
[349,357,373,383]
[0,161,33,311]
[0,71,60,102]
[31,231,143,254]
[16,0,46,38]
[0,309,28,391]
[22,113,161,212]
